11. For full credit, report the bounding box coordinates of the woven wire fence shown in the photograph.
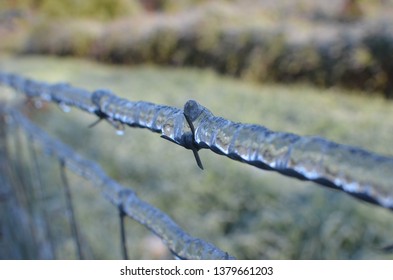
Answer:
[1,72,393,259]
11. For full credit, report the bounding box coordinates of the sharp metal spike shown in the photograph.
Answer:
[184,111,204,170]
[88,118,103,128]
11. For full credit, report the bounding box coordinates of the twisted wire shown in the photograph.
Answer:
[1,72,392,211]
[0,106,234,260]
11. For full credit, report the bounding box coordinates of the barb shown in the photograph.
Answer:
[1,72,393,211]
[183,109,204,170]
[1,106,234,260]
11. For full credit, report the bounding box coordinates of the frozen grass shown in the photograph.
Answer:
[1,55,393,259]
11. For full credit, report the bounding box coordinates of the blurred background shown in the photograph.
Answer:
[1,0,393,259]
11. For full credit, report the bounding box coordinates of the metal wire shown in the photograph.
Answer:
[118,205,129,260]
[26,133,56,259]
[0,72,392,211]
[59,159,83,259]
[0,105,234,260]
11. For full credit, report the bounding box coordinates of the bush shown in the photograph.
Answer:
[15,1,393,98]
[24,20,102,56]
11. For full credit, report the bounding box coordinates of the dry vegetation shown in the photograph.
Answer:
[1,0,393,97]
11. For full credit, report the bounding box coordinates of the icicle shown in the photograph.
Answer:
[33,99,43,109]
[59,102,71,113]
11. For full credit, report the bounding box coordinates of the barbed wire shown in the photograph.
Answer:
[0,105,234,260]
[1,72,392,211]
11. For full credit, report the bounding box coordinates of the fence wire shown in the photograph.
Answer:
[1,72,392,212]
[0,106,234,260]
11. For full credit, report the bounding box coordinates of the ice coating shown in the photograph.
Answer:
[1,107,234,260]
[186,100,393,210]
[1,73,393,211]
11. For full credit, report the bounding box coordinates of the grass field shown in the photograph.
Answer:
[1,55,393,259]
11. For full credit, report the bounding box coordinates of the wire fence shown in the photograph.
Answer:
[0,105,234,260]
[1,72,393,259]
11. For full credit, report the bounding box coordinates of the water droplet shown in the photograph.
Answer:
[41,93,51,101]
[59,102,71,113]
[116,129,124,136]
[33,99,43,109]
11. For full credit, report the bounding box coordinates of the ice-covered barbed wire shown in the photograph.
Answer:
[1,72,393,211]
[0,105,234,260]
